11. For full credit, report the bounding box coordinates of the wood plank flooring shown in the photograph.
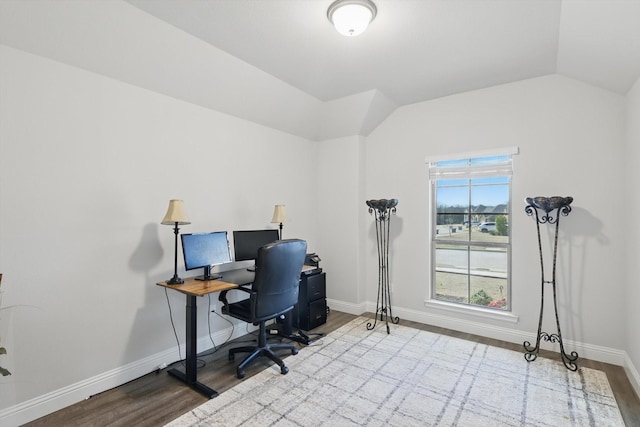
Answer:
[25,312,640,426]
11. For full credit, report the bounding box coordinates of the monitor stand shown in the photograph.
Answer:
[195,265,222,281]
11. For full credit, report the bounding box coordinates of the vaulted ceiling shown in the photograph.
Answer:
[126,0,640,104]
[2,1,640,140]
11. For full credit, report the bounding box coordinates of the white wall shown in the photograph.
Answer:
[316,136,365,311]
[362,75,627,352]
[0,46,318,417]
[624,76,640,390]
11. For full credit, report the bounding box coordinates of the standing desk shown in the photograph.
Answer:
[157,268,253,398]
[157,265,315,398]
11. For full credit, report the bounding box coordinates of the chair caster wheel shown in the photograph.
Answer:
[292,348,298,355]
[237,370,245,379]
[280,366,289,375]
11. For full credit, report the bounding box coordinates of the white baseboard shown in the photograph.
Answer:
[0,323,247,427]
[624,352,640,400]
[370,303,627,366]
[326,298,366,316]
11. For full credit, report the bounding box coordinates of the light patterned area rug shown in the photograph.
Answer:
[167,317,625,426]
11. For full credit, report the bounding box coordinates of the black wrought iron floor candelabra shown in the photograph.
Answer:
[523,196,579,371]
[366,199,399,334]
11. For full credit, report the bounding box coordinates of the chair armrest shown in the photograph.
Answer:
[218,286,252,306]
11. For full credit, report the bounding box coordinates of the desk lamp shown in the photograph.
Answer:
[161,199,191,284]
[271,204,288,239]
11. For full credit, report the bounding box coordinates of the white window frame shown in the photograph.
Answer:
[424,147,519,323]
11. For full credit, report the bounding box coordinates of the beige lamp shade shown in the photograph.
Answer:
[161,199,191,225]
[271,205,288,223]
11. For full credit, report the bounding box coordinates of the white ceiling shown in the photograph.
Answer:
[126,0,640,105]
[1,0,639,140]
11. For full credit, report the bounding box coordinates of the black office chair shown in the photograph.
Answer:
[219,238,307,379]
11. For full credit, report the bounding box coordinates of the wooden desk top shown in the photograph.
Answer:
[157,265,318,297]
[156,277,239,297]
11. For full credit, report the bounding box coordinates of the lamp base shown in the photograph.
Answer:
[166,276,184,285]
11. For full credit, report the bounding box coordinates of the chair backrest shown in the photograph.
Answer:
[251,239,307,321]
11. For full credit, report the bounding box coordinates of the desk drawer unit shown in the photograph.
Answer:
[293,272,327,331]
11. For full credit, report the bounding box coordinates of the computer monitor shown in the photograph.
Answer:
[233,229,280,268]
[181,231,232,281]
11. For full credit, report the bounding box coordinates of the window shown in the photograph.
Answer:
[427,149,516,311]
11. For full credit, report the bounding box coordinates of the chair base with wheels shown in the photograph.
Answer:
[229,322,298,379]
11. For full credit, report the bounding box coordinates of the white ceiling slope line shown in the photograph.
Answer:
[317,90,398,141]
[359,90,398,137]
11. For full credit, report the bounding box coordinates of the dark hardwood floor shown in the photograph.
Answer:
[25,311,640,426]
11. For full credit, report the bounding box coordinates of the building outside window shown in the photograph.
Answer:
[427,149,517,311]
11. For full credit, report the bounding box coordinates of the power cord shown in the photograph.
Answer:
[207,294,242,351]
[164,287,183,366]
[207,294,219,353]
[162,290,272,370]
[195,295,237,367]
[195,297,255,359]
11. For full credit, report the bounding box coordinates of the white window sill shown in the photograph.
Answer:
[424,299,519,324]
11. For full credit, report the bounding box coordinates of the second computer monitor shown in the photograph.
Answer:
[233,229,280,264]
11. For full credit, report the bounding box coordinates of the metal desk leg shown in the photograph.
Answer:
[167,294,218,398]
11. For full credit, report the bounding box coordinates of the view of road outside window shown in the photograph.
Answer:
[431,155,511,311]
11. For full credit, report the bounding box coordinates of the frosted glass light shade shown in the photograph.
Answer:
[327,0,377,37]
[161,199,191,225]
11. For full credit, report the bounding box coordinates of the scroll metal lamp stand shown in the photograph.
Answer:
[271,204,288,240]
[366,198,399,334]
[161,199,191,285]
[523,196,579,371]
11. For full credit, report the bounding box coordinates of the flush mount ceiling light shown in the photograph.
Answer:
[327,0,377,37]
